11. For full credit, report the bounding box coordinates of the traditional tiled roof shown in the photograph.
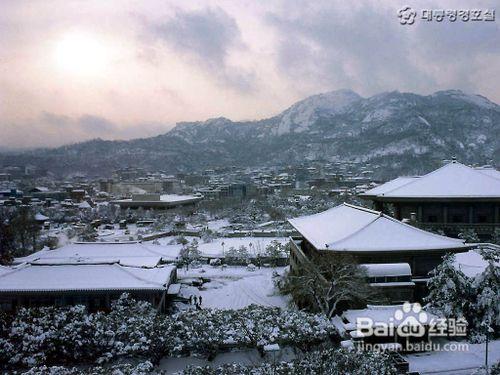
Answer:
[289,203,469,252]
[361,161,500,199]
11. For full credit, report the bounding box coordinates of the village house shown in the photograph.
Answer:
[288,203,473,302]
[112,193,203,210]
[359,160,500,240]
[0,242,178,312]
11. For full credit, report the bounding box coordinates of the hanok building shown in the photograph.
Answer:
[359,161,500,240]
[0,263,176,313]
[112,193,203,210]
[0,242,178,312]
[288,203,472,302]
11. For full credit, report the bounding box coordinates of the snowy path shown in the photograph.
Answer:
[178,266,290,310]
[405,339,500,374]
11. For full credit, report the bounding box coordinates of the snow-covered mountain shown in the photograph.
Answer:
[271,89,362,135]
[1,89,498,178]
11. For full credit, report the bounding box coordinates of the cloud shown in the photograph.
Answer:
[150,6,255,91]
[0,0,498,149]
[1,112,169,149]
[266,1,500,97]
[78,115,117,133]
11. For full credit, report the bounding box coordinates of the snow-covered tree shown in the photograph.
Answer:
[472,260,500,332]
[281,254,379,318]
[425,254,474,319]
[458,228,480,243]
[225,245,250,264]
[264,240,287,263]
[180,239,202,264]
[491,228,500,246]
[78,224,97,242]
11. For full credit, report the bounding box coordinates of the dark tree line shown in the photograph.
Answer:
[0,207,41,265]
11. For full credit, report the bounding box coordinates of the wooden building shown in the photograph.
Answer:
[360,161,500,240]
[1,242,178,312]
[0,263,177,313]
[288,203,473,302]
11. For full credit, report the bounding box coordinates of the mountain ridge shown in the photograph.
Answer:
[1,89,498,179]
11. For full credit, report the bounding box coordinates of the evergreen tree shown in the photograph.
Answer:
[425,254,474,319]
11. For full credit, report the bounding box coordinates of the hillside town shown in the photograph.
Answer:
[1,0,499,374]
[0,158,498,374]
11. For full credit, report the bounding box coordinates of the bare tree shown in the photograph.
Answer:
[281,254,382,318]
[0,209,15,264]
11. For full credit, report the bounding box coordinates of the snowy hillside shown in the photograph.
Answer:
[1,89,498,178]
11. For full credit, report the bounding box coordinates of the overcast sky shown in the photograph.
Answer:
[0,0,498,148]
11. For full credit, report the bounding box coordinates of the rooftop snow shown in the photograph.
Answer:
[14,242,171,267]
[361,263,411,277]
[0,263,176,292]
[361,162,500,198]
[288,203,468,252]
[454,249,499,278]
[114,194,202,203]
[343,304,439,327]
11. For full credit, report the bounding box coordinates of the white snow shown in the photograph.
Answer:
[178,265,290,310]
[406,339,500,374]
[454,250,499,278]
[0,263,176,292]
[35,213,49,221]
[274,90,361,135]
[289,203,468,252]
[361,177,418,196]
[362,108,392,123]
[418,116,431,127]
[361,263,412,277]
[343,304,439,327]
[153,236,288,258]
[14,241,178,266]
[363,162,500,198]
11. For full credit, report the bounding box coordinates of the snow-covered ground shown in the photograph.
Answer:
[405,339,500,374]
[154,236,288,258]
[178,265,290,310]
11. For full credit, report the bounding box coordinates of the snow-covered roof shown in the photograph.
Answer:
[361,263,411,277]
[361,161,500,199]
[78,201,92,209]
[34,213,49,221]
[454,249,499,278]
[0,263,176,292]
[114,194,202,203]
[13,242,171,268]
[343,304,439,327]
[288,203,469,252]
[360,177,418,196]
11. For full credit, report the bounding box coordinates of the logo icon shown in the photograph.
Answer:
[398,6,417,25]
[394,302,428,337]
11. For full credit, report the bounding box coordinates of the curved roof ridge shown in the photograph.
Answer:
[383,161,500,196]
[378,176,421,196]
[473,166,500,181]
[290,202,351,221]
[378,212,466,243]
[136,242,166,257]
[0,263,29,280]
[326,208,382,248]
[112,263,165,287]
[342,202,381,215]
[379,162,456,196]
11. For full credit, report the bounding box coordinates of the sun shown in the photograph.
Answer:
[54,32,110,76]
